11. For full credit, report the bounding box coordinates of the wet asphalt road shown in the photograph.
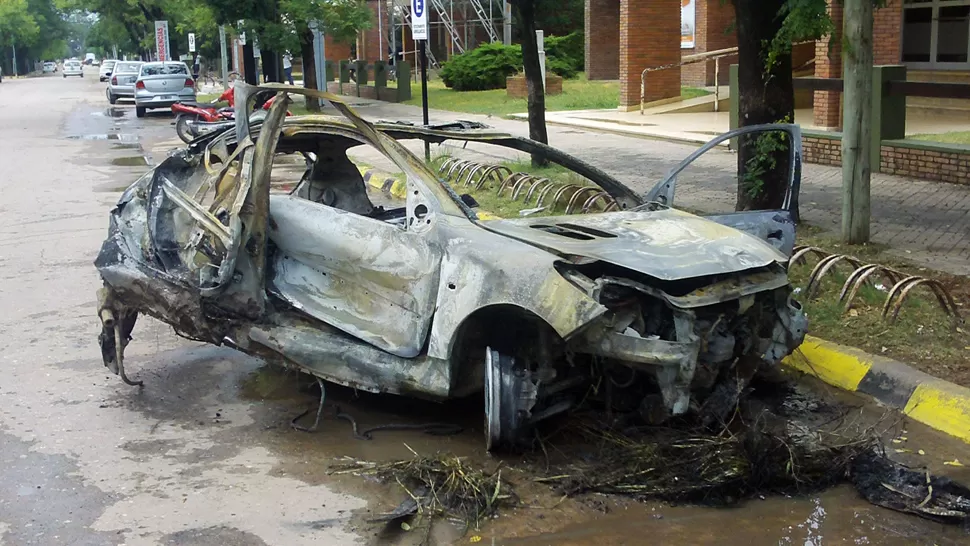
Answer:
[1,72,969,546]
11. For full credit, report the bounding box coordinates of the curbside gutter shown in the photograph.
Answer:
[783,335,970,444]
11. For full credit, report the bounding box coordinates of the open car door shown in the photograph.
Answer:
[644,124,802,257]
[143,84,291,318]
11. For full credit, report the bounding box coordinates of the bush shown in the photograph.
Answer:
[545,32,584,75]
[440,43,522,91]
[546,57,578,79]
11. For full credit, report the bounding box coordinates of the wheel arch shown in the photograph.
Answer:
[446,303,563,398]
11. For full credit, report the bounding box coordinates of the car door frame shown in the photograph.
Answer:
[644,123,803,256]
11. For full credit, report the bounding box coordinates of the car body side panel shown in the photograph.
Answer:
[267,194,442,358]
[427,218,608,361]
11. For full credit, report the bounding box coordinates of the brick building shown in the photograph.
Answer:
[585,0,970,116]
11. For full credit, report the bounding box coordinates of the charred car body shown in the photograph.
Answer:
[95,84,807,450]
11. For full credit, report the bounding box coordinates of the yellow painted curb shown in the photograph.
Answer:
[359,166,408,199]
[782,336,872,392]
[904,382,970,444]
[784,335,970,445]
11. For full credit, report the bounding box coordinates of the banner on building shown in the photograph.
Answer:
[411,0,428,41]
[681,0,695,49]
[155,20,170,61]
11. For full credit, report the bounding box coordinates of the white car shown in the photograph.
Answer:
[43,62,56,73]
[63,61,83,78]
[99,60,116,82]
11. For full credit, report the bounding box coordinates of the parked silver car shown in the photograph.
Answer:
[99,60,117,82]
[134,61,196,118]
[106,61,143,104]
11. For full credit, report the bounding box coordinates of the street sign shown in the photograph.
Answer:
[154,21,170,61]
[411,0,428,41]
[188,33,196,53]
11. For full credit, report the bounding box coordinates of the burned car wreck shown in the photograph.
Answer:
[95,84,807,450]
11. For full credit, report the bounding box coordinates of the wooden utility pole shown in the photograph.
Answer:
[841,0,873,244]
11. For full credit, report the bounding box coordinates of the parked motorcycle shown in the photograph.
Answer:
[171,87,236,143]
[172,89,289,143]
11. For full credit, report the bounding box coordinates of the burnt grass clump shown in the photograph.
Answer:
[531,379,876,505]
[331,451,518,532]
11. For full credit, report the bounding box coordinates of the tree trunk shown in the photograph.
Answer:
[841,0,872,243]
[732,0,793,212]
[243,41,258,85]
[262,50,281,82]
[299,25,320,113]
[512,0,548,167]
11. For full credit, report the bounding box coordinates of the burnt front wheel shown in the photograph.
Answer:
[484,347,536,452]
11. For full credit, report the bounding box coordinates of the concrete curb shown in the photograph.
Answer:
[783,335,970,444]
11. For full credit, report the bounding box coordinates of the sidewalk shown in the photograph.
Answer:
[512,106,970,145]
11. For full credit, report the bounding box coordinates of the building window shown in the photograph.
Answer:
[903,0,970,69]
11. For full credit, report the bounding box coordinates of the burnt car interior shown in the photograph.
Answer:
[96,85,808,451]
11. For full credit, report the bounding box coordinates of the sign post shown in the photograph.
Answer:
[154,21,170,61]
[188,33,196,53]
[411,0,430,161]
[310,20,328,110]
[536,30,546,92]
[218,25,228,88]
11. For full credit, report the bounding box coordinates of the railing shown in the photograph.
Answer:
[640,42,814,115]
[792,77,970,100]
[639,46,740,115]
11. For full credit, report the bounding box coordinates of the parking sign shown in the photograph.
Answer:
[188,33,196,53]
[411,0,428,41]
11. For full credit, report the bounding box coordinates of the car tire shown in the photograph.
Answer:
[63,74,66,78]
[107,92,116,105]
[484,347,534,452]
[135,106,146,118]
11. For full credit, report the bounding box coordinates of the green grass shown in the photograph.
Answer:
[790,229,970,388]
[909,131,970,145]
[431,155,598,218]
[403,73,709,116]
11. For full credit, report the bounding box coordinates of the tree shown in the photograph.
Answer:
[202,0,369,106]
[509,0,548,167]
[732,0,832,213]
[841,0,873,243]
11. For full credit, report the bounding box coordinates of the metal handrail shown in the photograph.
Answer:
[639,42,813,115]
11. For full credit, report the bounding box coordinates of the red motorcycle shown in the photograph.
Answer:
[172,88,290,143]
[172,87,236,143]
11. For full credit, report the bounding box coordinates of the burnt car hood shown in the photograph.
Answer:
[482,208,788,281]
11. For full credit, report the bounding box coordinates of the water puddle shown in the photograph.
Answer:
[111,143,142,150]
[66,133,139,143]
[111,156,149,167]
[92,182,132,193]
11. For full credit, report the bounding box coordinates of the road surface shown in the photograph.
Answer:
[0,71,968,546]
